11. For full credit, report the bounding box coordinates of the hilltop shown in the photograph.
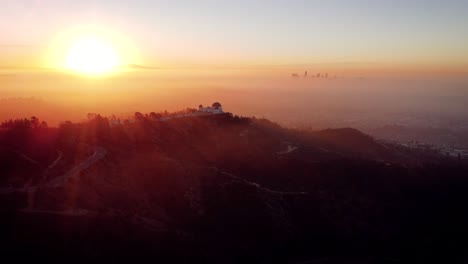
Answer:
[1,112,468,263]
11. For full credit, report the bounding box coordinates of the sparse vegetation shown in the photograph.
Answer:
[1,113,468,263]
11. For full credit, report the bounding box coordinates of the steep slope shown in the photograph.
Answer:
[1,114,468,263]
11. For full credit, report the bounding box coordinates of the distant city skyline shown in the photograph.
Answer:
[0,0,467,72]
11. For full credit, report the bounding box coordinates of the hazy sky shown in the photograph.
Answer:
[1,0,468,68]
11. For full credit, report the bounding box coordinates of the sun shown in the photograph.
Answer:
[45,25,142,76]
[65,37,120,75]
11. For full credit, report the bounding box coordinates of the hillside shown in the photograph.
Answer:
[1,113,468,263]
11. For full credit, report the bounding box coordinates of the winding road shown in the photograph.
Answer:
[47,150,64,170]
[0,146,107,194]
[277,145,298,155]
[207,166,309,196]
[47,147,107,188]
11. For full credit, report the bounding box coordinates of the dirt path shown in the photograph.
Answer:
[277,145,298,155]
[47,147,107,188]
[48,150,63,169]
[207,166,308,196]
[1,147,106,194]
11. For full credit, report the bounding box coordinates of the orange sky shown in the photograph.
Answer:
[0,1,467,76]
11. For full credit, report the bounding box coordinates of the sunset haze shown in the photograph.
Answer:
[0,0,467,71]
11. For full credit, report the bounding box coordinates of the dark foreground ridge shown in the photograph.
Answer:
[1,113,468,263]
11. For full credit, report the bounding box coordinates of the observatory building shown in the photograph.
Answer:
[198,102,224,114]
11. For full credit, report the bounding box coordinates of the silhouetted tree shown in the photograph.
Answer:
[87,113,97,120]
[150,112,162,119]
[134,112,144,120]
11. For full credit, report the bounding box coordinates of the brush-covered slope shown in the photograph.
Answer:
[1,113,468,263]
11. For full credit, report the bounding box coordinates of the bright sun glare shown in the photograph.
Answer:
[65,37,120,75]
[46,25,141,76]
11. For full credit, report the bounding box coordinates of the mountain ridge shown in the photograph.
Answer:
[1,113,468,263]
